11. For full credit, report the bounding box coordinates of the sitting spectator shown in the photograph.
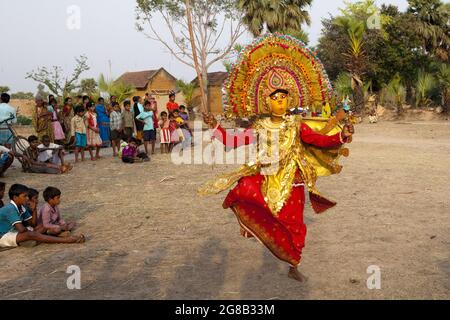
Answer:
[38,135,70,169]
[24,135,71,174]
[38,187,76,236]
[0,184,84,249]
[122,138,149,164]
[0,182,5,208]
[0,144,14,177]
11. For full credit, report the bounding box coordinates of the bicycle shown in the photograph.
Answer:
[0,113,32,169]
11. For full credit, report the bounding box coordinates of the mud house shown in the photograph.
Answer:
[118,68,185,111]
[192,71,228,115]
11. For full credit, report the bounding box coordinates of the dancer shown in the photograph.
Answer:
[199,34,355,282]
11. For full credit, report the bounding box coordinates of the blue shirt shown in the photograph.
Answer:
[96,104,110,123]
[0,103,17,125]
[0,202,22,236]
[136,111,154,131]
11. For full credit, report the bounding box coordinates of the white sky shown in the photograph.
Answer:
[0,0,408,92]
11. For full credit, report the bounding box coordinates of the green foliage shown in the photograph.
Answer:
[435,63,450,107]
[238,0,312,43]
[381,74,406,109]
[334,73,353,101]
[79,78,98,96]
[26,55,90,97]
[415,71,437,107]
[0,86,10,93]
[176,79,196,107]
[98,74,135,104]
[10,92,34,100]
[16,115,32,126]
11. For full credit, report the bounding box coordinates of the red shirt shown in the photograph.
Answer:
[166,102,179,113]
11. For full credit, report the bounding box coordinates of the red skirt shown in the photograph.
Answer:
[223,174,307,267]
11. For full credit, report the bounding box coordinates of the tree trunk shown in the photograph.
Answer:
[185,0,208,114]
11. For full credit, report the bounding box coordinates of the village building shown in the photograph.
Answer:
[191,71,228,115]
[118,68,185,111]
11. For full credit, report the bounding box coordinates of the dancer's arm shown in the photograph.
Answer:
[300,122,354,148]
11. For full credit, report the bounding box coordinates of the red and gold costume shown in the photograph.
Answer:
[199,34,352,267]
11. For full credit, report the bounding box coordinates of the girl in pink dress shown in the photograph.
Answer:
[158,111,170,154]
[49,100,65,144]
[85,102,103,161]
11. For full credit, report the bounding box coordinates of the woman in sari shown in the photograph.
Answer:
[95,97,110,147]
[32,98,54,142]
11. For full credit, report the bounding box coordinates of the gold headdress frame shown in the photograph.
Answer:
[223,33,334,118]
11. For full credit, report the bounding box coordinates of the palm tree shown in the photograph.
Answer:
[238,0,312,42]
[334,72,353,102]
[176,79,196,108]
[382,74,406,114]
[408,0,450,61]
[334,16,367,113]
[415,71,436,108]
[98,74,135,104]
[435,63,450,110]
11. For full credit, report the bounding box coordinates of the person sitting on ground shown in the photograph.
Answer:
[23,135,70,174]
[0,182,6,208]
[23,188,39,229]
[0,144,14,177]
[0,184,84,249]
[38,135,71,172]
[121,137,149,164]
[38,187,76,237]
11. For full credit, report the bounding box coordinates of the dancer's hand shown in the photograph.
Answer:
[202,112,217,129]
[342,124,355,139]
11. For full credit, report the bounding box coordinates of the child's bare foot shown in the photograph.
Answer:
[91,157,96,161]
[69,234,86,243]
[58,231,72,238]
[288,267,308,283]
[96,155,102,160]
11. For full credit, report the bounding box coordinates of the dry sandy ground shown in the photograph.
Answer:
[0,120,449,300]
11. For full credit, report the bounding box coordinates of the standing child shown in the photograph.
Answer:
[85,102,103,161]
[136,100,156,155]
[49,99,65,144]
[38,187,76,236]
[158,111,170,154]
[121,100,134,142]
[133,96,144,142]
[70,106,87,162]
[109,102,123,157]
[0,184,84,249]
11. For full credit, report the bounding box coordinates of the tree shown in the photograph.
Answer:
[26,55,90,97]
[435,63,450,109]
[36,84,49,99]
[176,79,196,108]
[415,71,436,107]
[0,86,10,93]
[381,74,406,114]
[408,0,450,62]
[136,0,245,112]
[238,0,312,43]
[10,92,34,100]
[334,15,367,112]
[98,74,135,104]
[80,78,98,96]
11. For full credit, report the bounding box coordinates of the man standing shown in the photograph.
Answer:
[0,93,17,148]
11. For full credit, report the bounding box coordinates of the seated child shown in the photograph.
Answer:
[122,138,149,163]
[38,135,70,169]
[0,184,84,249]
[38,187,76,236]
[24,135,70,174]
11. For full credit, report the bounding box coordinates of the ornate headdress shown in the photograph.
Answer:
[223,33,333,118]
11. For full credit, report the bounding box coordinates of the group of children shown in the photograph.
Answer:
[0,182,84,250]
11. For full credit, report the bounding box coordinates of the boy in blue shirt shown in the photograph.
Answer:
[136,100,155,155]
[0,184,85,249]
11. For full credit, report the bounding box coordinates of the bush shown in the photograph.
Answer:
[17,115,32,126]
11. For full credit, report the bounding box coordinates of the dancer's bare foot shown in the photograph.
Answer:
[288,267,308,282]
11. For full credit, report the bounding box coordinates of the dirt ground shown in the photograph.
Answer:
[0,120,449,300]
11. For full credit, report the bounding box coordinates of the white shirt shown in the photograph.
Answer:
[37,143,61,163]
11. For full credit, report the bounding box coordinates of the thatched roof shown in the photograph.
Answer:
[117,68,176,89]
[191,71,229,87]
